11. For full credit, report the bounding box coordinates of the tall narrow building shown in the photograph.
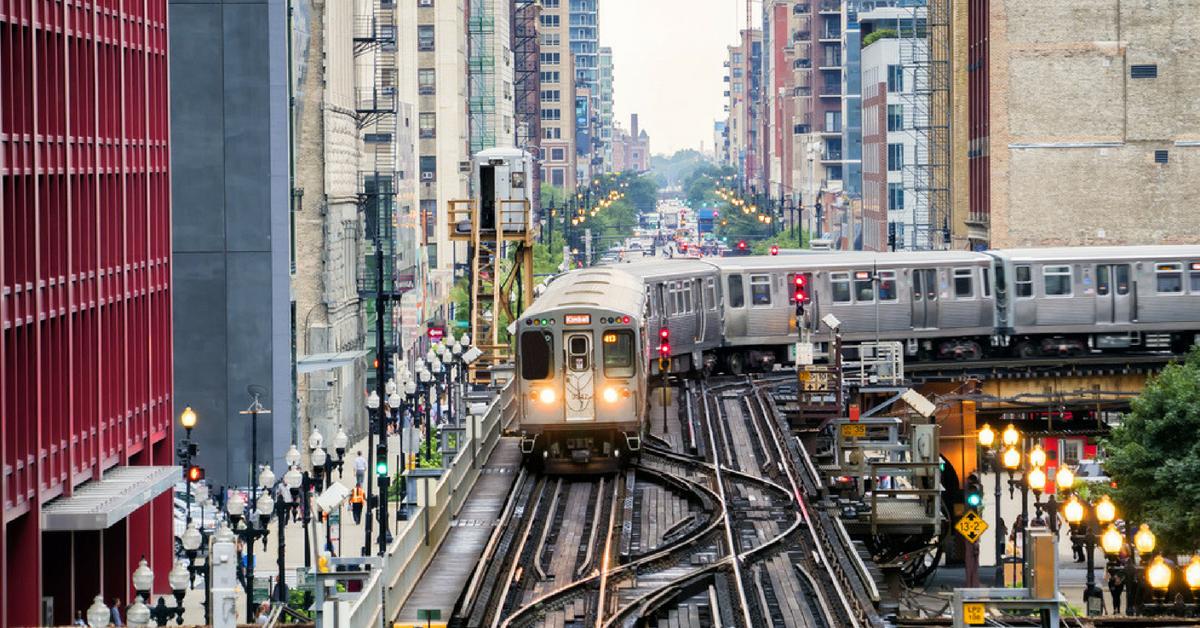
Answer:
[469,0,516,154]
[570,0,600,179]
[598,47,616,172]
[539,0,577,190]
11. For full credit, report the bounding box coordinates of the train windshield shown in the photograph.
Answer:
[603,330,635,377]
[520,331,553,380]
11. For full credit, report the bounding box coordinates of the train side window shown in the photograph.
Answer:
[1043,265,1073,296]
[1096,265,1111,296]
[1156,262,1183,293]
[1190,263,1200,292]
[684,284,694,312]
[854,271,874,302]
[602,330,635,377]
[831,272,852,303]
[954,267,974,298]
[1115,265,1130,295]
[981,268,991,297]
[674,282,685,313]
[728,275,745,308]
[878,271,897,301]
[1015,265,1033,298]
[912,270,923,301]
[705,278,717,310]
[750,274,772,305]
[520,331,553,380]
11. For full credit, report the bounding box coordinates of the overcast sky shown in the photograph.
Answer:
[599,0,761,157]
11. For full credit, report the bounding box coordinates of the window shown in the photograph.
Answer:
[887,64,903,92]
[1190,263,1200,292]
[954,268,974,298]
[550,147,565,161]
[981,268,991,297]
[1115,265,1130,295]
[540,14,560,27]
[1043,265,1073,296]
[1060,439,1083,466]
[750,275,772,305]
[674,282,685,313]
[1154,150,1169,164]
[551,168,565,186]
[420,155,436,178]
[1130,64,1158,79]
[541,89,561,102]
[418,25,435,50]
[705,278,717,310]
[1156,262,1183,293]
[825,110,842,133]
[1097,265,1111,296]
[540,71,561,83]
[541,108,561,120]
[418,68,436,94]
[520,331,553,380]
[568,335,590,371]
[542,0,559,6]
[887,143,904,171]
[887,104,903,132]
[831,272,851,303]
[603,330,635,377]
[420,199,436,240]
[728,275,745,308]
[418,112,435,138]
[544,127,562,139]
[878,270,897,301]
[888,183,905,210]
[540,52,561,65]
[541,33,560,46]
[854,271,874,302]
[1015,265,1033,298]
[732,52,744,64]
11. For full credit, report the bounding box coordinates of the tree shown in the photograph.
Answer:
[1103,348,1200,552]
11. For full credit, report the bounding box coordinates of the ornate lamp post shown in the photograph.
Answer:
[1062,491,1114,614]
[122,556,191,627]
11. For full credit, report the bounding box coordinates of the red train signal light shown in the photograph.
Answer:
[185,465,205,483]
[770,245,779,256]
[737,240,747,251]
[658,328,671,356]
[791,273,811,315]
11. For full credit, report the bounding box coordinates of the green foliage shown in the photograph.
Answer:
[749,229,811,255]
[1103,348,1200,552]
[862,28,897,47]
[417,428,443,469]
[650,149,711,187]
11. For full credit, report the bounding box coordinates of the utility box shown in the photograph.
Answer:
[1028,530,1058,600]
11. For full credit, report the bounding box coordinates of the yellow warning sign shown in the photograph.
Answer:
[840,423,867,438]
[955,511,989,544]
[963,602,986,625]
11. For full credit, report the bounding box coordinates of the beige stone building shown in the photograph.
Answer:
[539,0,577,190]
[974,0,1200,248]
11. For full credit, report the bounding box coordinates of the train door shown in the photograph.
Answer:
[693,278,706,343]
[1095,264,1132,324]
[911,268,939,328]
[564,333,596,421]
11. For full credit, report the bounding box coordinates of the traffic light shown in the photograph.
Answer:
[770,245,779,256]
[658,327,671,357]
[965,473,983,511]
[737,240,747,251]
[375,443,389,477]
[185,465,205,483]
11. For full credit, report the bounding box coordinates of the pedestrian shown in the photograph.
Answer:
[1108,558,1127,613]
[256,601,271,625]
[1070,522,1086,562]
[74,610,87,626]
[354,451,367,487]
[350,483,366,524]
[109,598,123,626]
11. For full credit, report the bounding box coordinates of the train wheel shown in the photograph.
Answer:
[728,352,745,376]
[1016,341,1038,359]
[524,452,544,473]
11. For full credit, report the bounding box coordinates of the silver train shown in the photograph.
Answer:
[514,245,1200,470]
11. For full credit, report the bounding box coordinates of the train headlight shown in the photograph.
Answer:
[603,387,620,403]
[538,389,556,404]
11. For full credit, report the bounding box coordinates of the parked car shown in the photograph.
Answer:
[1074,459,1111,486]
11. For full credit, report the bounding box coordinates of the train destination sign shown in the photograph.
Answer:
[564,314,592,325]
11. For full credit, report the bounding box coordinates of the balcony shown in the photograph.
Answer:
[820,29,842,41]
[794,3,810,13]
[818,0,840,13]
[821,150,842,161]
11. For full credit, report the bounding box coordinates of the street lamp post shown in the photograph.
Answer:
[126,556,190,627]
[977,423,1004,586]
[178,406,199,525]
[1063,491,1114,615]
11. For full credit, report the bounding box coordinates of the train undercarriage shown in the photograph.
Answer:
[520,426,643,474]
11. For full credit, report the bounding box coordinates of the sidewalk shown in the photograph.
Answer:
[180,430,410,625]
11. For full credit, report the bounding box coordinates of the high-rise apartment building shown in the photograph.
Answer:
[417,0,470,300]
[539,0,577,189]
[725,29,764,188]
[570,0,600,179]
[966,0,1200,248]
[598,47,616,171]
[469,0,516,154]
[512,1,543,209]
[3,2,176,623]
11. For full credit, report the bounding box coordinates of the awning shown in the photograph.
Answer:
[296,350,370,374]
[41,465,179,531]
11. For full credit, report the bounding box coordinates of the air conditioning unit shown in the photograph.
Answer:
[418,0,433,6]
[421,172,434,181]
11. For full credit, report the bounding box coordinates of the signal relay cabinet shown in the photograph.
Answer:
[473,148,535,233]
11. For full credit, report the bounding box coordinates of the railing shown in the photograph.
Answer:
[346,381,515,628]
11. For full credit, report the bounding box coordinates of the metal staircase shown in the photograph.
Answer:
[899,4,949,251]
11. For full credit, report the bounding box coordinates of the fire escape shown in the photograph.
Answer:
[900,3,950,250]
[512,0,542,216]
[354,0,404,359]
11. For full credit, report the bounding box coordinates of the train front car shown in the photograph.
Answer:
[515,269,648,473]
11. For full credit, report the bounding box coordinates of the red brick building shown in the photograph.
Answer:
[1,2,175,624]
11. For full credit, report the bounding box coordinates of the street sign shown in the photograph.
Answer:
[963,602,986,625]
[427,327,444,341]
[955,511,989,544]
[840,423,867,439]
